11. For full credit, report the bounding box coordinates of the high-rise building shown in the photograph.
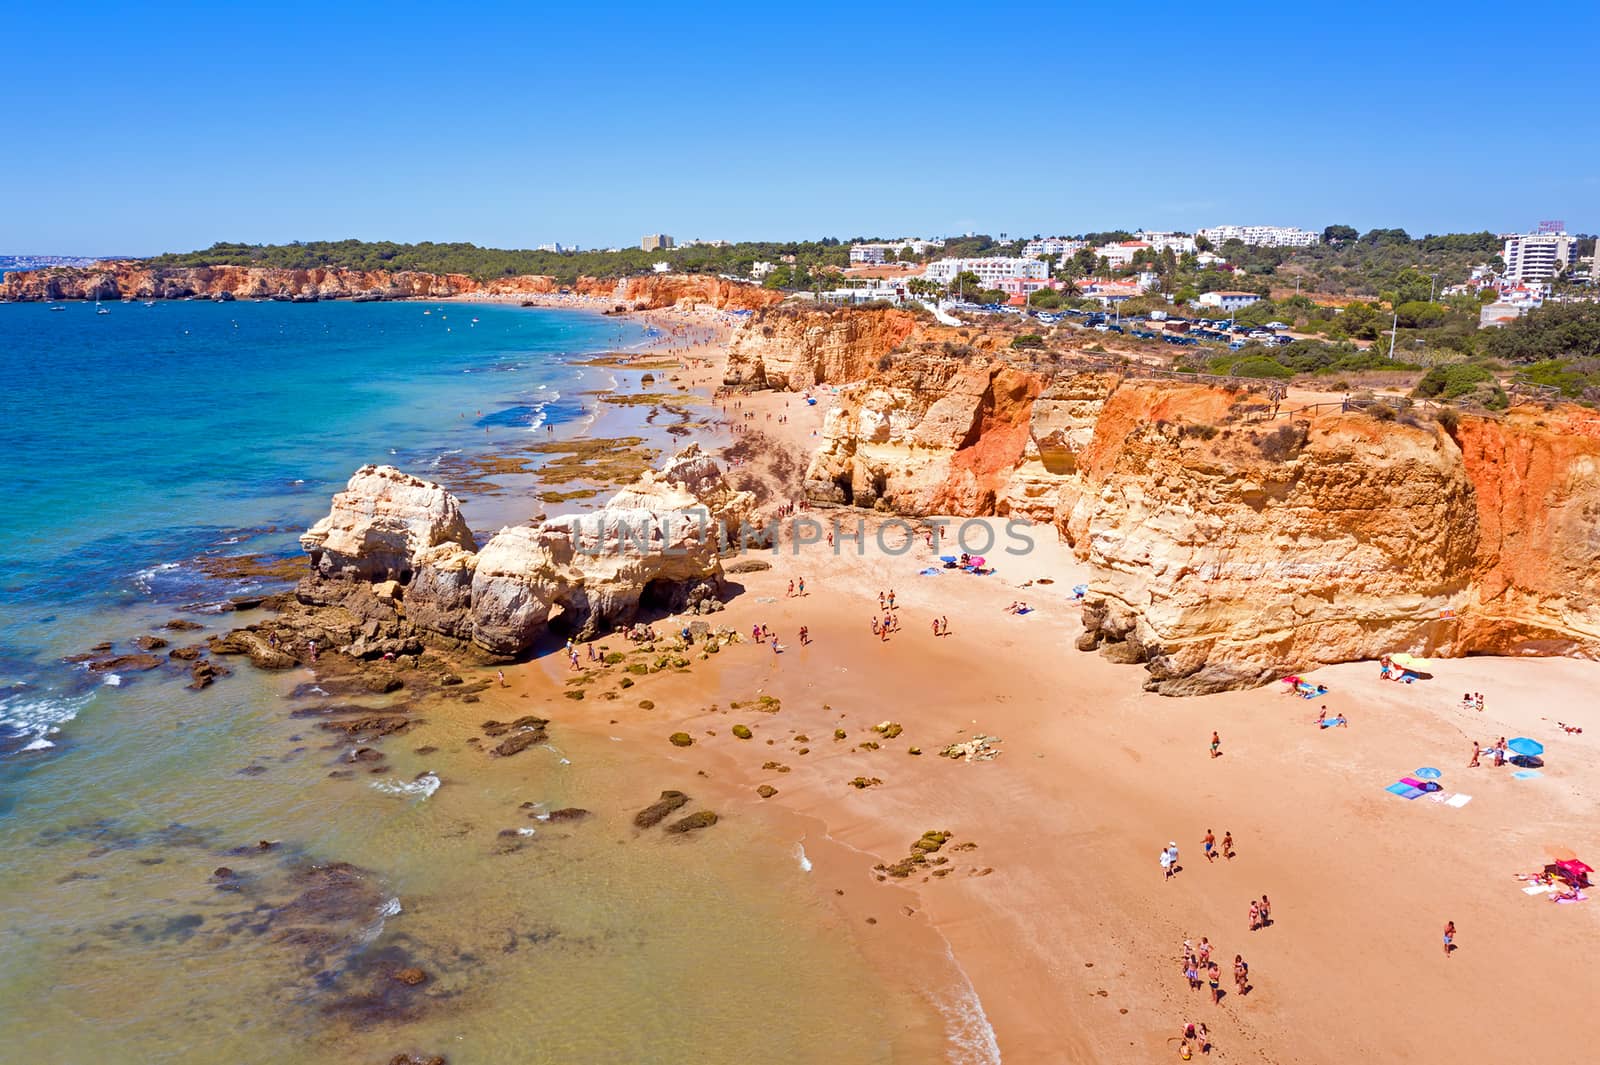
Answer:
[641,234,675,251]
[1500,230,1578,283]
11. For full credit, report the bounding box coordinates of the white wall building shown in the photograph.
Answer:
[1197,225,1320,248]
[924,257,1049,286]
[1196,290,1262,312]
[751,261,776,279]
[1501,230,1579,283]
[1134,231,1198,254]
[1095,240,1153,268]
[851,238,945,264]
[1022,237,1088,259]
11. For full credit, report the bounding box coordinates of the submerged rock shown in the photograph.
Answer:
[664,810,718,834]
[632,790,690,828]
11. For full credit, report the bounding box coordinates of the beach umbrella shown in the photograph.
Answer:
[970,556,986,567]
[1389,653,1431,670]
[1507,737,1544,757]
[1415,767,1442,780]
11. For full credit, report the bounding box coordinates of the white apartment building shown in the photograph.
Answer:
[1197,225,1320,248]
[851,238,945,263]
[537,242,567,253]
[1134,231,1198,254]
[849,245,888,265]
[1500,230,1578,283]
[1022,237,1088,259]
[924,257,1049,286]
[1095,240,1153,268]
[1196,290,1262,312]
[750,261,776,279]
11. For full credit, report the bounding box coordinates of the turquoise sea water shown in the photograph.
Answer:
[0,299,643,754]
[0,300,937,1064]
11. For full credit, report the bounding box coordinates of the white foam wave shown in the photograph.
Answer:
[102,674,122,687]
[517,827,537,837]
[930,944,1002,1065]
[541,743,571,765]
[0,690,91,754]
[370,771,441,799]
[132,561,181,593]
[356,895,403,946]
[794,842,813,873]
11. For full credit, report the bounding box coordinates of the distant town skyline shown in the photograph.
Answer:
[4,2,1597,255]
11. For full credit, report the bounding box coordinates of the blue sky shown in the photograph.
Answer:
[4,1,1597,255]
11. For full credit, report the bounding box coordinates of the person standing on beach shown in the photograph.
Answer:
[787,580,794,598]
[1259,895,1271,927]
[871,617,881,638]
[1249,900,1261,931]
[1469,741,1481,767]
[1221,831,1233,860]
[1203,829,1216,863]
[1233,955,1248,996]
[497,669,506,688]
[1443,921,1456,956]
[797,576,805,596]
[940,615,949,635]
[1210,731,1221,759]
[1208,963,1222,1004]
[887,589,896,610]
[1161,846,1174,880]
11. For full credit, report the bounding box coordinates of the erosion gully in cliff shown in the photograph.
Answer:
[724,304,1600,693]
[292,443,756,663]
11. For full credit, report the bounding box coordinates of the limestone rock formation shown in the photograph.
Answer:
[726,305,921,390]
[301,465,477,584]
[290,445,741,658]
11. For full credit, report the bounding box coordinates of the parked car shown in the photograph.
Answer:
[1265,321,1289,329]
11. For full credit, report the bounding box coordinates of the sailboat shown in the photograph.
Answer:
[96,302,110,315]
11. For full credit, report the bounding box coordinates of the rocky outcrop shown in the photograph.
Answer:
[725,305,923,390]
[0,263,773,307]
[1068,393,1481,693]
[292,445,746,659]
[578,274,783,313]
[301,465,477,584]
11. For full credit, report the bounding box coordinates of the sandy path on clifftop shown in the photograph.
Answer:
[479,318,1598,1064]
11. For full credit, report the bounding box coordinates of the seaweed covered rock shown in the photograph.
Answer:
[633,790,691,828]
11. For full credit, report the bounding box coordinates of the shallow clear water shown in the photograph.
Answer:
[0,301,925,1062]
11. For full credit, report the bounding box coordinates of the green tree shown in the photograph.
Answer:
[1323,224,1358,244]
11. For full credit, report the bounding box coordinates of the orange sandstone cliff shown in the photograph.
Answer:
[0,263,776,310]
[722,306,1600,690]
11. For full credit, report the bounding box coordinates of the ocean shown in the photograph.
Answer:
[0,300,929,1063]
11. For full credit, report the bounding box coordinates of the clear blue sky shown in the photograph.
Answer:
[5,1,1597,255]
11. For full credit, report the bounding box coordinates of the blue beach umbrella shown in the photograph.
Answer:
[1415,767,1442,780]
[1507,737,1544,758]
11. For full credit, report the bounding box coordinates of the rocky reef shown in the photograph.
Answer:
[293,444,752,661]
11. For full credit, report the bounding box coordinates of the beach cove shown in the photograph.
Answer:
[3,293,1597,1065]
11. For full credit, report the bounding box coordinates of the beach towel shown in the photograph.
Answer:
[918,567,941,576]
[1554,892,1588,904]
[1319,717,1346,728]
[1400,777,1426,789]
[1385,782,1425,799]
[1524,884,1555,895]
[1015,607,1033,615]
[1444,793,1472,808]
[1512,769,1543,780]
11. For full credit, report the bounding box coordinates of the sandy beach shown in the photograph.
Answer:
[460,309,1600,1064]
